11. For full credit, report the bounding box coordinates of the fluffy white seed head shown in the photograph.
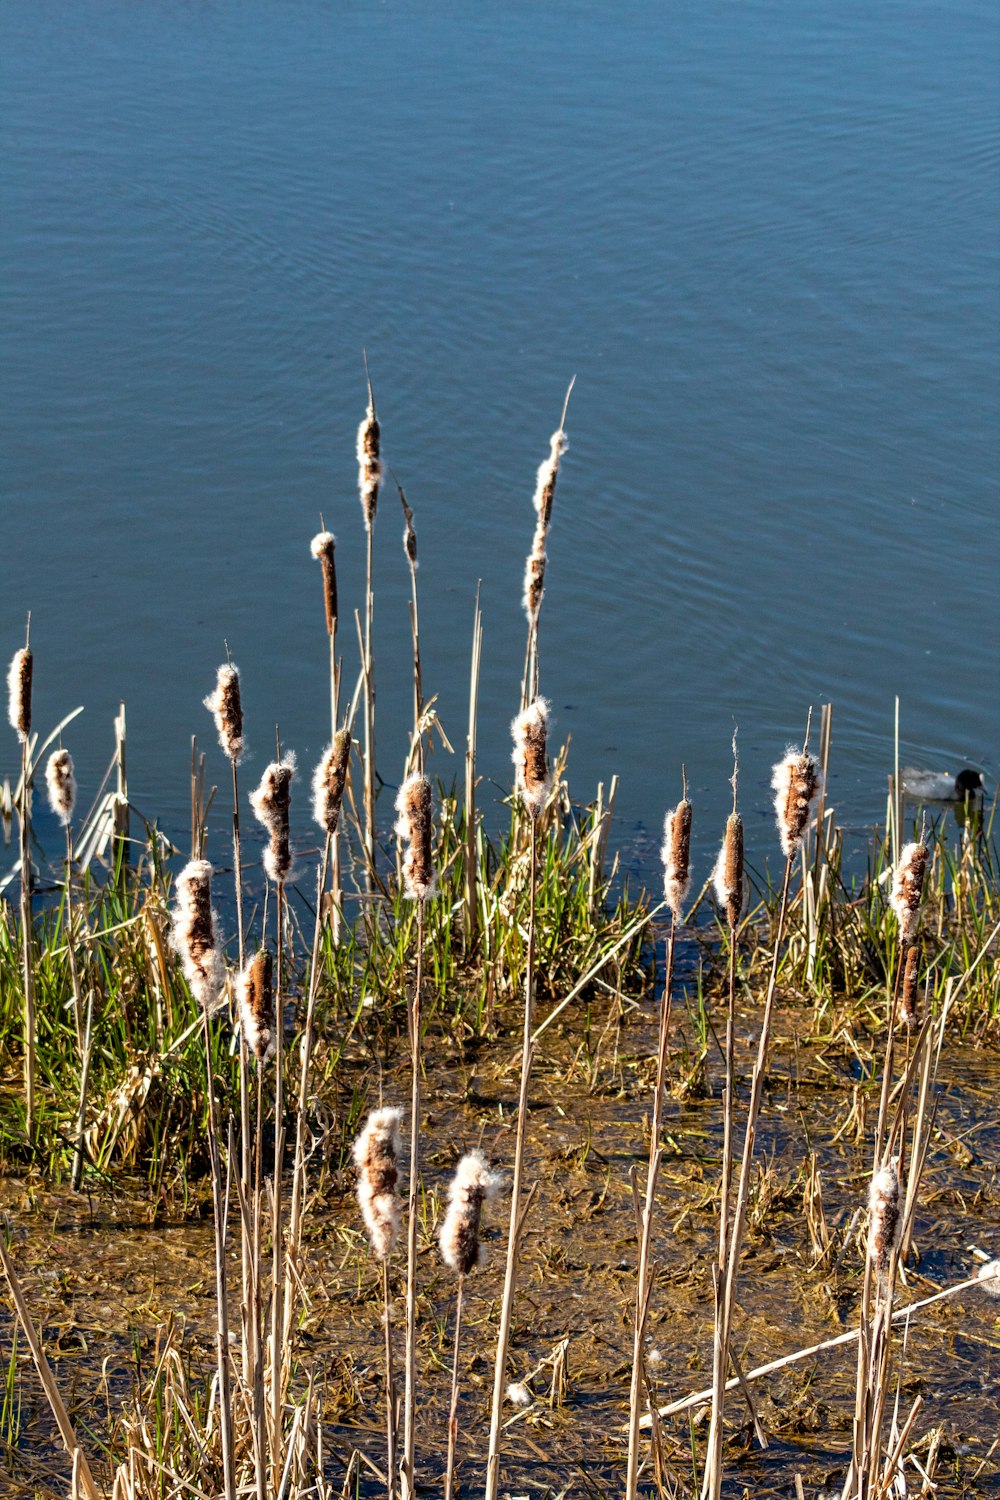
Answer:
[237,950,275,1065]
[353,1107,403,1261]
[250,755,296,884]
[45,749,76,826]
[439,1151,502,1276]
[532,428,568,528]
[310,531,338,635]
[661,799,693,921]
[890,842,929,943]
[867,1162,901,1292]
[394,773,435,900]
[770,747,823,860]
[713,813,745,929]
[7,648,32,743]
[170,859,225,1012]
[203,663,245,764]
[312,731,351,835]
[511,698,551,818]
[357,398,382,531]
[977,1258,1000,1301]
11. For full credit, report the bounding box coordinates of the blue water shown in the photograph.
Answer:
[2,1,998,882]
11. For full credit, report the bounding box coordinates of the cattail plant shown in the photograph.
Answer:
[703,733,821,1500]
[626,780,692,1499]
[898,942,920,1031]
[357,366,383,885]
[440,1152,501,1500]
[237,949,275,1067]
[9,635,36,1139]
[45,747,89,1187]
[395,773,435,1500]
[237,947,274,1500]
[395,481,425,775]
[250,750,295,1490]
[312,731,351,839]
[867,1162,901,1298]
[169,860,236,1500]
[520,380,573,707]
[485,699,551,1500]
[355,1107,403,1500]
[310,528,343,942]
[889,841,929,944]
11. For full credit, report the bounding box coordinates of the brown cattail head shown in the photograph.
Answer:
[203,663,245,764]
[45,749,76,826]
[399,488,418,569]
[394,773,435,900]
[661,799,693,921]
[532,427,568,534]
[511,698,551,818]
[237,949,275,1064]
[898,941,920,1032]
[353,1106,403,1261]
[170,859,225,1012]
[770,747,823,860]
[7,648,32,744]
[890,841,929,943]
[312,730,351,835]
[309,531,338,635]
[522,535,547,625]
[357,396,382,531]
[249,755,296,884]
[713,812,745,929]
[867,1161,901,1292]
[439,1151,502,1277]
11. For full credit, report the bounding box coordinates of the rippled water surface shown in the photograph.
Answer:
[3,0,998,876]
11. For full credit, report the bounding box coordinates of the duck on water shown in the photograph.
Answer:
[900,767,986,802]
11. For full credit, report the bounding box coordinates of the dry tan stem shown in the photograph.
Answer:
[382,1260,398,1500]
[625,916,676,1499]
[443,1275,465,1500]
[484,817,538,1500]
[401,899,425,1500]
[18,739,35,1140]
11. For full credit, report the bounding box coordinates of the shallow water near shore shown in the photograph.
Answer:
[2,0,998,887]
[3,989,998,1496]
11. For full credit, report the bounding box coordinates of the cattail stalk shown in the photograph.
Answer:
[311,530,342,936]
[46,748,91,1188]
[464,587,483,951]
[703,738,820,1500]
[440,1152,500,1500]
[358,365,382,887]
[9,637,35,1139]
[520,380,573,709]
[484,814,539,1500]
[169,860,237,1500]
[354,1107,403,1500]
[396,482,423,772]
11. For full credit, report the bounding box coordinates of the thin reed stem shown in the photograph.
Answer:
[199,1006,237,1500]
[484,816,538,1500]
[443,1275,465,1500]
[625,914,676,1499]
[702,853,794,1500]
[383,1260,398,1500]
[270,879,286,1492]
[363,527,377,887]
[70,986,94,1192]
[18,738,35,1141]
[401,898,424,1500]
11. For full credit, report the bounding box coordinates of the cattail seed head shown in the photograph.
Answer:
[237,949,275,1064]
[45,749,76,827]
[170,859,225,1012]
[661,799,692,921]
[511,698,551,818]
[522,536,547,625]
[867,1161,901,1292]
[309,531,338,635]
[312,731,352,835]
[357,397,382,531]
[770,747,823,860]
[7,648,32,743]
[532,428,568,533]
[203,664,245,764]
[353,1106,403,1261]
[439,1151,502,1277]
[890,841,929,943]
[898,942,920,1032]
[713,812,745,929]
[394,773,435,900]
[250,755,296,884]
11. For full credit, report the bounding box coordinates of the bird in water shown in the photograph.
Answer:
[900,767,986,802]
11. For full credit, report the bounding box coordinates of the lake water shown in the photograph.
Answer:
[3,0,998,885]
